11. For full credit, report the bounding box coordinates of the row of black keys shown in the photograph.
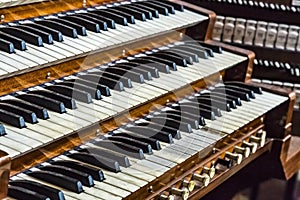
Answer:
[7,81,261,199]
[0,41,219,131]
[0,0,184,53]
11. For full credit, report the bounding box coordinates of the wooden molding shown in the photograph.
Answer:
[0,155,11,199]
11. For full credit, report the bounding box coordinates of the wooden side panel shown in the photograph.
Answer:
[207,40,255,82]
[248,81,296,139]
[170,0,216,40]
[0,155,11,199]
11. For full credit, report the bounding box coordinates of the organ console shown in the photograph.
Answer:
[0,0,298,199]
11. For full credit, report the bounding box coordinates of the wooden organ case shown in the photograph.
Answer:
[0,0,296,199]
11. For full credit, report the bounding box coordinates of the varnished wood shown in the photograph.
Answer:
[207,40,255,82]
[0,155,10,199]
[0,0,112,23]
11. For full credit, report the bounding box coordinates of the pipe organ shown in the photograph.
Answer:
[0,0,298,199]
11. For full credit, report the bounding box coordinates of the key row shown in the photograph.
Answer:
[0,40,221,131]
[7,81,268,200]
[0,0,184,53]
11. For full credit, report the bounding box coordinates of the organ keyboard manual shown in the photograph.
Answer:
[0,0,298,199]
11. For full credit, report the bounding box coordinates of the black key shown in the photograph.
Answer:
[165,108,206,126]
[125,126,173,143]
[45,85,92,103]
[75,13,108,30]
[0,123,6,136]
[160,110,200,129]
[146,116,192,133]
[137,1,169,15]
[22,23,63,42]
[0,109,25,128]
[212,87,250,101]
[27,170,83,193]
[2,99,49,119]
[106,7,135,24]
[17,94,66,113]
[50,160,104,181]
[200,92,237,109]
[184,101,222,117]
[154,49,193,67]
[136,121,181,139]
[0,32,26,51]
[0,103,38,123]
[130,3,159,18]
[29,90,77,109]
[80,12,115,29]
[35,20,77,38]
[8,185,50,200]
[124,4,153,19]
[47,18,87,36]
[93,140,145,159]
[103,66,144,83]
[56,81,101,100]
[67,152,121,172]
[78,147,130,167]
[210,91,242,106]
[224,81,263,94]
[160,49,198,65]
[149,0,176,13]
[1,27,43,46]
[183,43,214,57]
[168,104,206,125]
[39,165,94,187]
[195,41,222,53]
[142,56,177,70]
[172,103,216,120]
[118,62,159,78]
[90,9,128,26]
[10,180,65,200]
[150,52,187,67]
[60,15,100,33]
[0,38,14,53]
[79,74,124,91]
[221,85,255,99]
[108,136,153,154]
[151,0,184,11]
[172,45,208,59]
[114,63,152,80]
[111,6,146,21]
[113,132,161,150]
[19,25,53,44]
[194,95,231,111]
[67,78,111,96]
[130,58,170,73]
[168,48,199,62]
[88,70,132,88]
